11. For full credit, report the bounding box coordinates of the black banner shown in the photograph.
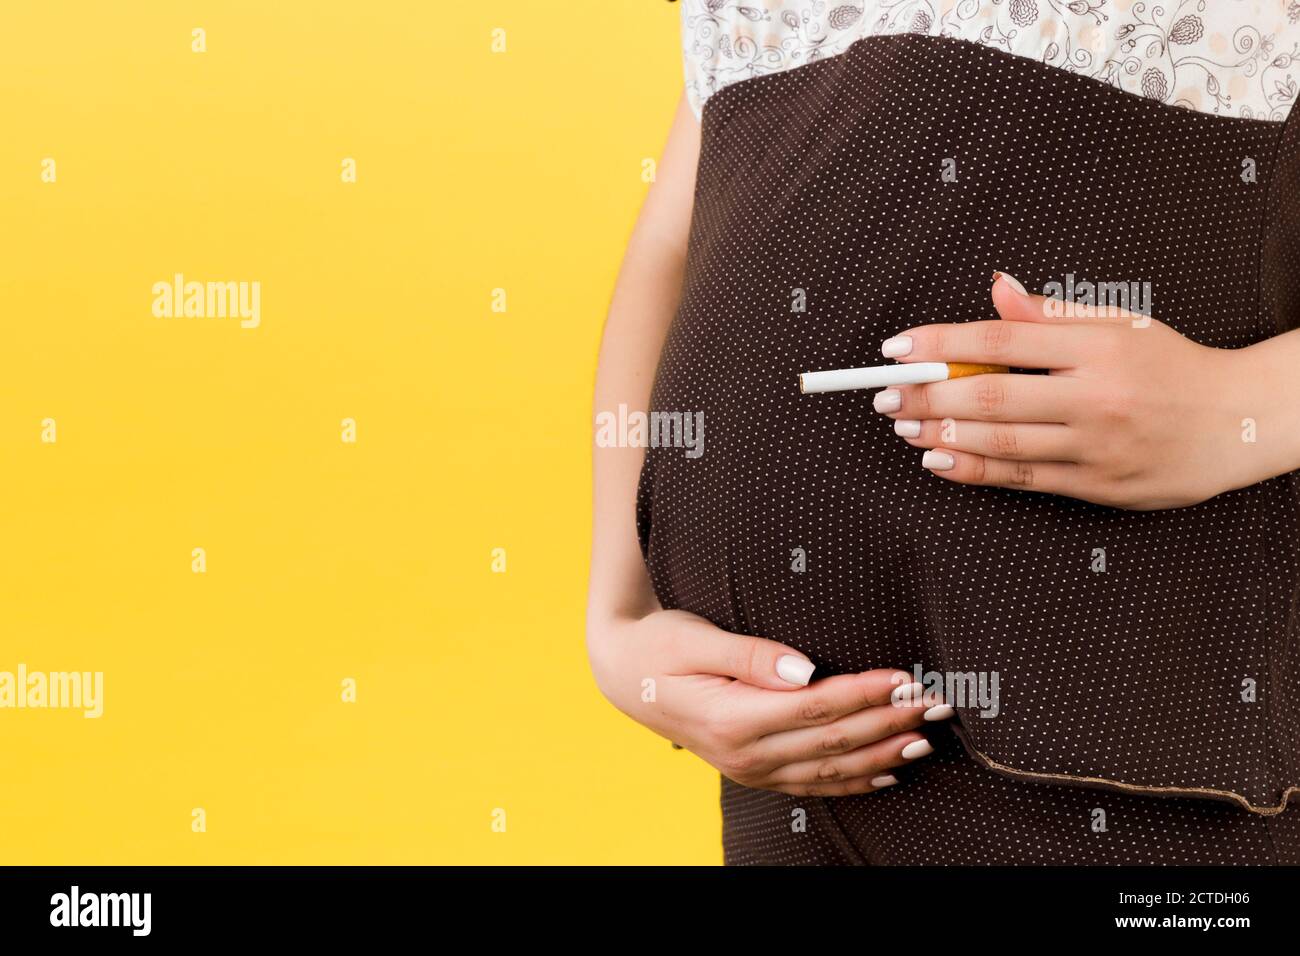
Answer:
[0,866,1288,940]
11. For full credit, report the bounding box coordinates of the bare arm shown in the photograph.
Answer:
[587,91,700,632]
[583,93,944,797]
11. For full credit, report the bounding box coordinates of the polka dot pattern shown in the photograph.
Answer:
[638,35,1300,864]
[723,730,1300,865]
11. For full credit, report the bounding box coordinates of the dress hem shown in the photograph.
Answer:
[951,723,1300,817]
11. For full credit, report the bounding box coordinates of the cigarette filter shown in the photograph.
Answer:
[798,362,1009,394]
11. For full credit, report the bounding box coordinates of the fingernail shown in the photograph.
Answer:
[890,681,925,705]
[901,739,934,760]
[992,271,1028,296]
[871,774,899,788]
[923,704,955,721]
[776,655,815,687]
[894,419,922,438]
[922,450,954,471]
[881,335,913,358]
[873,389,901,413]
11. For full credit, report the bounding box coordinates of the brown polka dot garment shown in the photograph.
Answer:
[637,34,1300,865]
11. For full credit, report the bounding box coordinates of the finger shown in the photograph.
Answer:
[754,688,949,765]
[770,774,900,797]
[881,319,1089,371]
[768,733,935,787]
[992,271,1151,328]
[873,373,1081,423]
[918,447,1082,496]
[742,669,917,736]
[666,616,816,690]
[893,418,1080,463]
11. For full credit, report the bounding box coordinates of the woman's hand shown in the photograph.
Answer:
[587,608,948,796]
[872,273,1280,510]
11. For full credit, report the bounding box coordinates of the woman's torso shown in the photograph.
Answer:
[638,1,1300,862]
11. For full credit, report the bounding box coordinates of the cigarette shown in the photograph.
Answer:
[798,362,1009,394]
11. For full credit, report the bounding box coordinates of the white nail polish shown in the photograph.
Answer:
[890,681,924,705]
[994,271,1028,296]
[873,389,901,413]
[901,739,934,760]
[922,450,954,471]
[923,704,955,721]
[776,655,815,686]
[871,774,899,788]
[894,419,922,438]
[881,335,913,358]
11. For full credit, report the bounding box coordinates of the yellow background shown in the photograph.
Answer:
[0,1,720,864]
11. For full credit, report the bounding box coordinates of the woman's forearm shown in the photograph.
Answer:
[587,92,701,633]
[1232,327,1300,487]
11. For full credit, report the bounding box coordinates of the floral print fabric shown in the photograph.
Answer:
[681,0,1300,121]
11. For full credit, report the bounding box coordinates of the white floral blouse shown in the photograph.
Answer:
[681,0,1300,121]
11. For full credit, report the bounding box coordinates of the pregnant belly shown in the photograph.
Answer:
[635,33,1300,814]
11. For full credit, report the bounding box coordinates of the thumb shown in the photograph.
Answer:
[992,271,1143,326]
[674,617,815,689]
